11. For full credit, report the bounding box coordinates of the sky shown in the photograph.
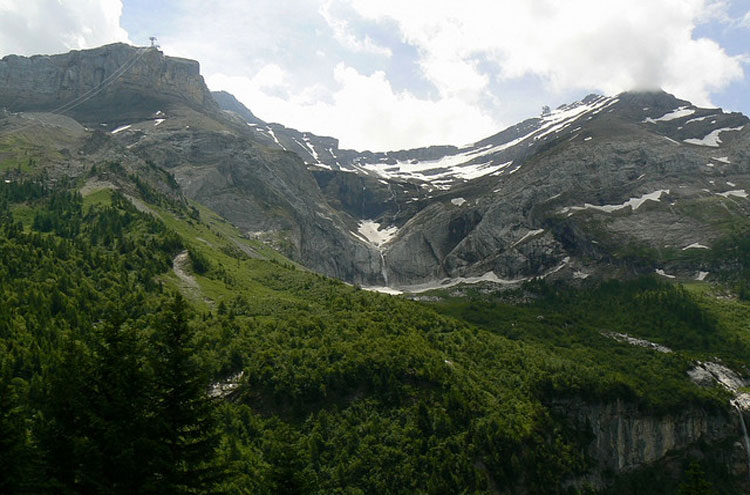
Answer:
[1,1,749,151]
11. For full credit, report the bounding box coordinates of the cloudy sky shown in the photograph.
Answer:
[1,0,749,151]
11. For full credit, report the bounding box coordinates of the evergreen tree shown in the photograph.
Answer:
[86,309,159,494]
[0,353,37,493]
[678,461,717,495]
[150,293,225,494]
[39,337,100,494]
[42,319,150,494]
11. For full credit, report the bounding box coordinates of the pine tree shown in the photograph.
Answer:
[88,310,159,494]
[0,354,37,493]
[150,293,225,494]
[678,461,717,495]
[39,337,99,494]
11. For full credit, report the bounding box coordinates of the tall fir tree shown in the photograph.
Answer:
[0,351,38,494]
[85,307,159,494]
[150,293,225,494]
[678,461,717,495]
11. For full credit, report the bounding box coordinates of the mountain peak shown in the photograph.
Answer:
[211,91,265,125]
[0,43,217,124]
[616,89,686,107]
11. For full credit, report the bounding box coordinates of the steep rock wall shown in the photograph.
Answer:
[556,398,736,473]
[0,43,217,119]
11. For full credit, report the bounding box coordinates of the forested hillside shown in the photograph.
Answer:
[1,172,748,493]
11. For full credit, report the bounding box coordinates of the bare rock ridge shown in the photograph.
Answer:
[0,44,386,285]
[0,43,217,125]
[211,90,265,125]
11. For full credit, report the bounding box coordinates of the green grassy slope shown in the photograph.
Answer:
[0,173,747,494]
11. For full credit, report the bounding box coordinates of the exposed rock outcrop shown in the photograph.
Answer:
[0,43,217,123]
[571,399,732,472]
[552,398,749,490]
[214,88,750,290]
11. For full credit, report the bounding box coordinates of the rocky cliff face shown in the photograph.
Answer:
[0,43,217,124]
[129,125,385,284]
[552,398,749,490]
[567,399,733,472]
[211,90,264,125]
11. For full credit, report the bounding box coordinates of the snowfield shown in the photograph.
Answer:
[356,220,398,247]
[683,126,744,147]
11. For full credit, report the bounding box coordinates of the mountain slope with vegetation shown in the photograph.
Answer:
[1,42,750,494]
[0,156,748,493]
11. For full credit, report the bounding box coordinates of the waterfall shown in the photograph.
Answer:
[387,182,401,216]
[379,250,389,286]
[733,401,750,480]
[361,184,366,218]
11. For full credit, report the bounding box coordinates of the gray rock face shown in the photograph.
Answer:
[573,399,732,472]
[0,43,217,124]
[553,398,749,489]
[216,90,750,290]
[211,91,265,126]
[127,124,385,285]
[0,44,390,286]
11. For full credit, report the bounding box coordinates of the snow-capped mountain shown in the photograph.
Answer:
[225,91,746,191]
[2,43,748,292]
[219,93,623,189]
[215,88,749,292]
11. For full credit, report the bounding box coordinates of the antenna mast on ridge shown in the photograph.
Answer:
[149,36,159,49]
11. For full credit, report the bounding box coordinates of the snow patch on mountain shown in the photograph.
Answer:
[386,271,527,295]
[560,190,669,215]
[513,229,545,247]
[684,114,715,125]
[682,243,710,250]
[302,134,321,164]
[266,126,286,150]
[356,220,398,247]
[348,95,618,188]
[684,126,744,147]
[111,124,131,134]
[655,269,676,279]
[717,189,748,199]
[643,106,695,123]
[532,96,619,142]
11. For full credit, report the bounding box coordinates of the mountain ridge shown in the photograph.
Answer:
[1,43,749,292]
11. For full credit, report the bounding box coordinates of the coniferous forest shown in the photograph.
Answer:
[0,172,748,494]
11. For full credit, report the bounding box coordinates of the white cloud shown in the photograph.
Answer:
[741,10,750,27]
[251,64,288,90]
[208,63,498,150]
[0,0,130,57]
[4,0,745,150]
[319,1,392,57]
[346,0,744,107]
